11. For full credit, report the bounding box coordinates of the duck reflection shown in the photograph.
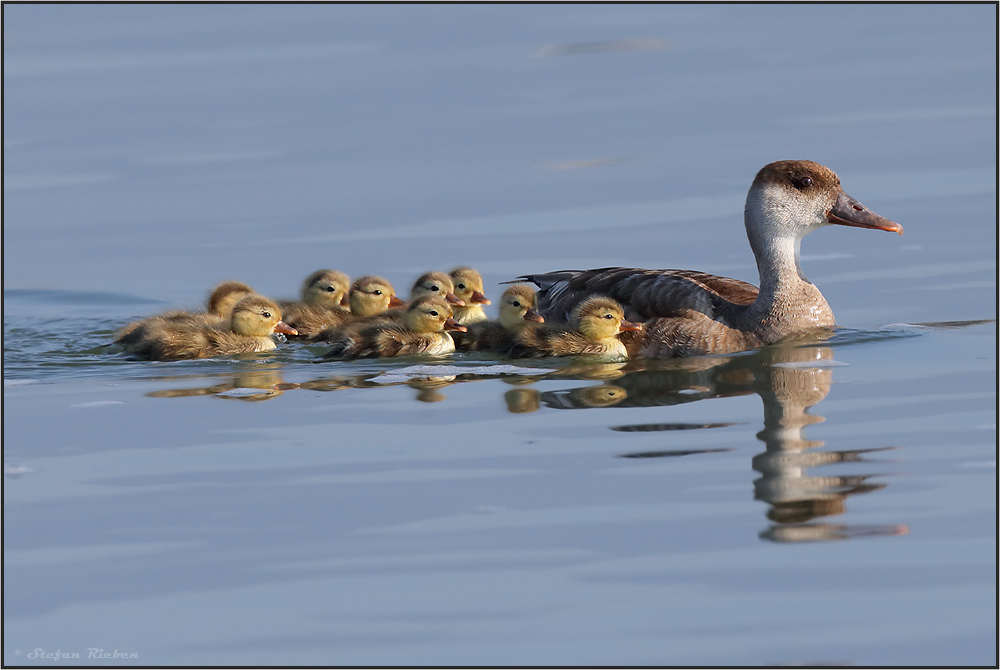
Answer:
[141,343,906,542]
[534,343,908,543]
[145,367,297,401]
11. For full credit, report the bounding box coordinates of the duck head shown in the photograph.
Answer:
[349,275,406,316]
[573,296,642,342]
[745,160,903,246]
[405,296,467,334]
[301,269,350,308]
[230,296,297,337]
[498,284,545,330]
[449,267,491,306]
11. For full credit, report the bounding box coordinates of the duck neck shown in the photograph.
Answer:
[745,224,834,336]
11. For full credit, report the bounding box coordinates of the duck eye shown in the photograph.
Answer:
[372,290,382,295]
[511,300,521,307]
[262,311,271,318]
[429,310,439,317]
[792,175,813,190]
[430,285,439,292]
[604,314,614,319]
[325,286,335,292]
[457,283,465,290]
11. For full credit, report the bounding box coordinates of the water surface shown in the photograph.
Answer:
[3,4,996,666]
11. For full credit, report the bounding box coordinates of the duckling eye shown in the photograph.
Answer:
[262,311,271,318]
[604,314,614,319]
[372,290,382,296]
[792,175,813,190]
[429,310,439,317]
[430,285,440,292]
[511,300,521,307]
[457,283,466,290]
[324,286,335,292]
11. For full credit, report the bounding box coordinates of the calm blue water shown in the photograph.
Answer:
[4,4,996,666]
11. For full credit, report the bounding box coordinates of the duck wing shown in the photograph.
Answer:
[516,267,758,323]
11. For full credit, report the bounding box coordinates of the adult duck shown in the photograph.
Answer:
[515,160,903,358]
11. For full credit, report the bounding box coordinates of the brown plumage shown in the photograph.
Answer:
[315,271,462,344]
[454,284,544,353]
[516,160,903,358]
[449,266,491,326]
[312,275,405,342]
[322,296,467,360]
[510,296,641,361]
[120,295,297,361]
[116,280,256,347]
[278,269,352,339]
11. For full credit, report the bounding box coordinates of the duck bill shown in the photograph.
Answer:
[618,320,643,333]
[339,294,350,307]
[523,308,545,323]
[389,295,407,308]
[444,317,467,333]
[471,290,491,305]
[444,292,465,306]
[827,191,903,235]
[273,321,298,336]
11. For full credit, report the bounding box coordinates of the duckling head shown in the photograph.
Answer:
[410,271,464,306]
[498,284,545,330]
[349,275,406,316]
[230,296,297,337]
[405,296,468,334]
[301,269,350,308]
[208,281,256,318]
[573,296,642,342]
[449,267,491,306]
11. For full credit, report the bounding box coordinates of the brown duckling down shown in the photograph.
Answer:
[315,271,462,343]
[454,284,544,353]
[322,295,467,360]
[117,280,256,347]
[449,266,491,326]
[313,275,405,342]
[511,296,641,361]
[278,269,352,339]
[120,295,297,361]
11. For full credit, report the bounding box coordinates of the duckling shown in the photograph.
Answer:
[322,296,467,360]
[277,269,352,339]
[455,284,545,353]
[313,275,405,342]
[449,267,491,326]
[511,296,642,361]
[122,295,297,361]
[207,281,258,319]
[116,280,256,346]
[347,275,406,317]
[316,271,463,344]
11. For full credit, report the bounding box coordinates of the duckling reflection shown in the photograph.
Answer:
[505,388,541,413]
[145,368,294,401]
[536,341,906,542]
